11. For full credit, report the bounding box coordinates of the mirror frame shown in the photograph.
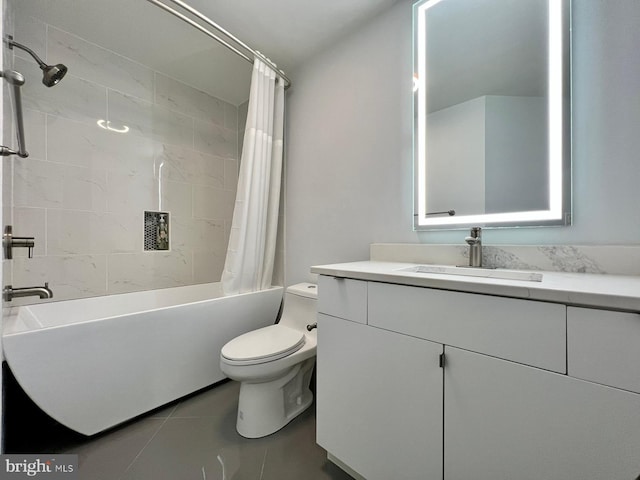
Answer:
[413,0,572,230]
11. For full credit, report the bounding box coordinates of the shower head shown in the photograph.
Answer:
[41,63,68,87]
[7,36,68,87]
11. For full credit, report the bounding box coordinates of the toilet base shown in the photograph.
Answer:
[236,358,315,438]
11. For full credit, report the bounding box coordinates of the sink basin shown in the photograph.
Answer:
[398,265,543,282]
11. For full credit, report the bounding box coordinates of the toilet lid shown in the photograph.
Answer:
[221,325,305,364]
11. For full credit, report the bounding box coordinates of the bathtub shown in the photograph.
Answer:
[2,283,283,436]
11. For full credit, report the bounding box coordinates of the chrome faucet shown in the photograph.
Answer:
[4,282,53,302]
[465,227,482,268]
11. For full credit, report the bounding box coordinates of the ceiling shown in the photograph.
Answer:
[186,0,402,72]
[15,0,401,105]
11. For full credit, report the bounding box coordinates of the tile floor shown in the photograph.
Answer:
[4,378,353,480]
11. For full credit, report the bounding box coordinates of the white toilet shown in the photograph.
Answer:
[220,283,318,438]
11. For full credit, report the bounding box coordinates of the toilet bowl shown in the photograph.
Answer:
[220,283,318,438]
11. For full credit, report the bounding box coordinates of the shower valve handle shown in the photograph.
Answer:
[3,225,35,259]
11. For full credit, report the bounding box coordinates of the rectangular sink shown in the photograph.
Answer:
[398,265,543,282]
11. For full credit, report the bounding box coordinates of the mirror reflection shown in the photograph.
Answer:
[413,0,571,229]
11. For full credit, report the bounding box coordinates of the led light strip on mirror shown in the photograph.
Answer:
[414,0,569,229]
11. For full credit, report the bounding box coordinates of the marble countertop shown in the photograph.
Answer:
[310,261,640,312]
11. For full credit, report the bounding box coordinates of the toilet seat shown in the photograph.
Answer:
[221,325,305,366]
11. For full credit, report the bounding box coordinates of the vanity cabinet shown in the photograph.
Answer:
[316,313,443,480]
[445,347,640,480]
[316,275,640,480]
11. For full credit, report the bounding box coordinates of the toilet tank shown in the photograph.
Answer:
[279,283,318,331]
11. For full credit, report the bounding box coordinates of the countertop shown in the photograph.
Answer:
[310,261,640,312]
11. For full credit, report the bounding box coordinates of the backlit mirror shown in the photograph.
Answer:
[413,0,571,229]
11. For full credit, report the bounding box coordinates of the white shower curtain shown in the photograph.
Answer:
[221,58,285,295]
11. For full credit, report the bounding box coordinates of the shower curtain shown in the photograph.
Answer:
[221,58,285,295]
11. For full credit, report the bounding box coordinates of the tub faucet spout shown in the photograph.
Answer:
[4,282,53,302]
[464,227,482,268]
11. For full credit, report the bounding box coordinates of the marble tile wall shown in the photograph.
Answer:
[6,11,245,304]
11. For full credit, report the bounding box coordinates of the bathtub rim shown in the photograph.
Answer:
[3,283,284,335]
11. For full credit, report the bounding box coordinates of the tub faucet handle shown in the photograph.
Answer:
[3,225,35,259]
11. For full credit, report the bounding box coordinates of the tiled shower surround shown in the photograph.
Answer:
[5,10,246,303]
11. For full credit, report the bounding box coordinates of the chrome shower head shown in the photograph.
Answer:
[7,36,68,87]
[41,63,68,87]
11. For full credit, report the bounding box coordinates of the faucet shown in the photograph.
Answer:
[4,282,53,302]
[464,227,482,268]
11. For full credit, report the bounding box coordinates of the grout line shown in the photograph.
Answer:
[165,402,180,418]
[119,410,175,478]
[44,206,48,257]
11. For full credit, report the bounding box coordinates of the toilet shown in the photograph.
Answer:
[220,283,318,438]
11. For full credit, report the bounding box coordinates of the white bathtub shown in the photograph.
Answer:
[2,283,284,436]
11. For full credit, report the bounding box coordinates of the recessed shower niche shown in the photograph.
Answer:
[144,211,170,251]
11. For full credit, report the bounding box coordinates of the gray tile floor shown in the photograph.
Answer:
[50,380,353,480]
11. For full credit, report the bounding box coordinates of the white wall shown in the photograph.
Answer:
[285,0,417,285]
[427,97,485,216]
[286,0,640,284]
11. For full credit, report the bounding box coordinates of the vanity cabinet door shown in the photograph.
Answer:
[316,314,443,480]
[444,347,640,480]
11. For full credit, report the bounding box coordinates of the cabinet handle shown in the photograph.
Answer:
[439,353,446,368]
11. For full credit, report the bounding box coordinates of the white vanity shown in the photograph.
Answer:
[311,261,640,480]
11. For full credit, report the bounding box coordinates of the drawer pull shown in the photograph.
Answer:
[439,353,446,368]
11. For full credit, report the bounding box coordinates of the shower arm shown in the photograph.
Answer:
[7,39,47,70]
[0,69,28,158]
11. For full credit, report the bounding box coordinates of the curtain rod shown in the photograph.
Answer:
[146,0,292,88]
